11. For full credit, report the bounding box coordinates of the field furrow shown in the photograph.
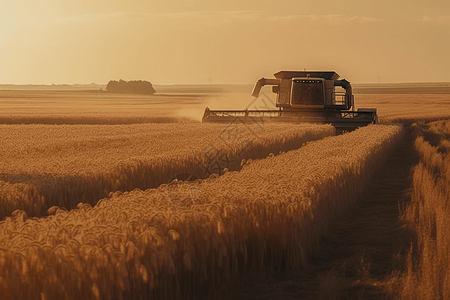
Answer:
[0,124,403,300]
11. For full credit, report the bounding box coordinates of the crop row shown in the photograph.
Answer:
[398,120,450,299]
[0,124,403,300]
[0,123,334,219]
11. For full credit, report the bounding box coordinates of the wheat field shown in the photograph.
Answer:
[397,120,450,300]
[0,122,334,219]
[1,88,450,299]
[0,124,403,300]
[355,94,450,124]
[0,90,204,124]
[2,89,450,125]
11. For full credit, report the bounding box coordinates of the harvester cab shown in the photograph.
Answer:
[202,71,378,131]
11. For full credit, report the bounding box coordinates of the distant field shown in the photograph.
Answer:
[1,83,450,124]
[353,82,450,94]
[356,94,450,123]
[0,90,208,123]
[2,82,450,94]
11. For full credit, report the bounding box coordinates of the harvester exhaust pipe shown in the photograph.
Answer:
[251,78,281,97]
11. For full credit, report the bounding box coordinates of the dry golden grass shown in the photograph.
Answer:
[0,124,403,300]
[397,120,450,300]
[0,123,334,219]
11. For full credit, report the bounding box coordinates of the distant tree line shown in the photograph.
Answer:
[106,80,156,95]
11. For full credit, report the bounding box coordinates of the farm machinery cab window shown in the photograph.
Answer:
[291,80,324,105]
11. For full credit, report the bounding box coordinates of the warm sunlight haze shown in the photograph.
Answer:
[1,0,450,84]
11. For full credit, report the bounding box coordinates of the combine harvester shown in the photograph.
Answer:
[202,71,378,131]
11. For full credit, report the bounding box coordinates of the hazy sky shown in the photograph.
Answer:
[1,0,449,84]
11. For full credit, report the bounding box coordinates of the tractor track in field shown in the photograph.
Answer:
[218,126,418,300]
